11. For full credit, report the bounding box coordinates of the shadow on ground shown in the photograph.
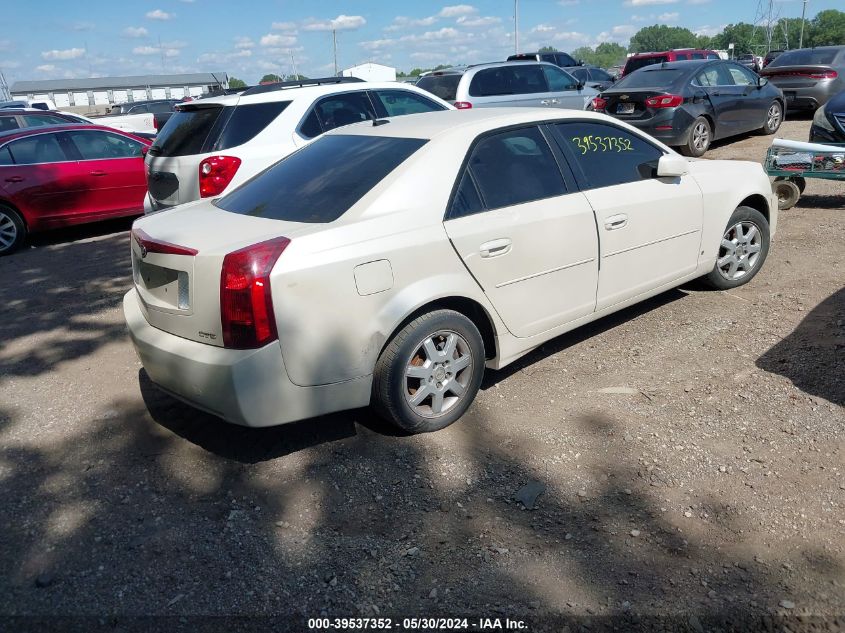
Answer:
[756,286,844,406]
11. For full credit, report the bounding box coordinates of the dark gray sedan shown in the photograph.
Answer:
[564,66,616,91]
[595,59,784,156]
[760,46,845,111]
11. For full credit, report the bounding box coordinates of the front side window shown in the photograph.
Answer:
[696,65,733,87]
[554,121,663,189]
[6,133,68,164]
[591,68,613,82]
[464,126,566,210]
[66,130,144,160]
[727,64,757,86]
[215,135,427,223]
[22,114,69,127]
[371,90,446,117]
[544,66,579,91]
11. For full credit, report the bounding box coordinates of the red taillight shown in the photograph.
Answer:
[131,228,198,256]
[454,101,473,109]
[809,70,837,80]
[645,94,684,108]
[220,237,289,349]
[153,117,159,131]
[199,155,241,198]
[591,96,607,111]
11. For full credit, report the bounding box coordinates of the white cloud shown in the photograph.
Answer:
[360,39,396,51]
[234,37,255,49]
[35,64,56,72]
[123,26,149,38]
[688,0,711,4]
[133,45,182,57]
[161,40,188,49]
[0,40,11,53]
[133,46,159,56]
[400,27,461,43]
[0,60,21,69]
[694,24,725,37]
[457,16,501,27]
[558,0,580,5]
[552,31,592,45]
[612,24,638,36]
[624,0,677,5]
[271,21,297,32]
[41,48,85,61]
[260,33,297,47]
[437,5,477,18]
[631,14,648,22]
[198,49,252,64]
[145,9,173,21]
[531,24,556,33]
[69,21,96,32]
[658,12,680,22]
[303,15,366,32]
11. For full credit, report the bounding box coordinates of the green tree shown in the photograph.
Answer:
[283,74,309,81]
[628,25,700,53]
[228,76,247,89]
[259,73,282,83]
[538,45,558,53]
[807,9,845,47]
[709,22,761,55]
[571,43,627,68]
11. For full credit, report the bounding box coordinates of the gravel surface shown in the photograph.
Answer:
[0,118,843,632]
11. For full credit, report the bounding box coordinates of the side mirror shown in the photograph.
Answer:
[757,76,768,88]
[657,154,689,178]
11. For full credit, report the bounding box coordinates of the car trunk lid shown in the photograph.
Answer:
[131,201,315,346]
[601,90,673,120]
[760,65,837,88]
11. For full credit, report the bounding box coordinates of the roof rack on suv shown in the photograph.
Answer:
[241,77,364,96]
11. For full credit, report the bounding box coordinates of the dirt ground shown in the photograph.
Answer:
[0,117,843,632]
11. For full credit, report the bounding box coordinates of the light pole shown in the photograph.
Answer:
[514,0,519,55]
[798,0,808,49]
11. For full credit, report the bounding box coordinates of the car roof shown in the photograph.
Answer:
[0,123,150,142]
[326,107,619,142]
[180,80,443,107]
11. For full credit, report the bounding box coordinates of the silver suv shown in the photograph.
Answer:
[416,61,598,110]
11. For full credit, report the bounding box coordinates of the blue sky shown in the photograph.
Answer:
[2,0,841,85]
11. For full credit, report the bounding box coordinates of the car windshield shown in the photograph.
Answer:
[625,56,668,73]
[614,68,684,89]
[769,49,839,66]
[416,74,462,102]
[214,135,428,223]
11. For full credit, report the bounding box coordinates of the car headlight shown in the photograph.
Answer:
[812,105,835,132]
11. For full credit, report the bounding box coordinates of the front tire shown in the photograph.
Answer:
[678,117,711,157]
[702,206,770,290]
[758,101,783,135]
[0,204,25,256]
[372,309,485,433]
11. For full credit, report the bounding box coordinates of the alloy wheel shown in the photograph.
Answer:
[692,121,710,152]
[0,209,18,252]
[717,221,763,281]
[404,330,473,418]
[767,103,782,131]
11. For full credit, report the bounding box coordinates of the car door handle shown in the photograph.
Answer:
[479,238,512,258]
[540,99,552,105]
[5,176,24,183]
[604,214,628,230]
[90,170,107,176]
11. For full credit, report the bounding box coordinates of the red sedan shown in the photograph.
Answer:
[0,124,151,255]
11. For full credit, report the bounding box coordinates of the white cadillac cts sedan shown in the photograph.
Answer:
[124,108,778,433]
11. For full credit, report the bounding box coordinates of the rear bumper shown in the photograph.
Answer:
[616,109,694,147]
[123,290,372,427]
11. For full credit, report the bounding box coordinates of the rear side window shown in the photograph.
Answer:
[151,106,226,157]
[470,66,547,97]
[553,121,663,189]
[416,74,461,101]
[212,101,289,150]
[370,90,446,117]
[464,126,566,210]
[0,117,19,132]
[449,171,484,219]
[215,135,427,223]
[22,114,69,127]
[0,146,12,165]
[5,133,68,165]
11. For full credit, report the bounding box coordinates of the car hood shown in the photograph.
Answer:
[824,88,845,114]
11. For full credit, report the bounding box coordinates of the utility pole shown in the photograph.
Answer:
[289,49,298,80]
[514,0,519,55]
[0,71,10,101]
[332,29,338,76]
[158,36,166,73]
[799,0,808,49]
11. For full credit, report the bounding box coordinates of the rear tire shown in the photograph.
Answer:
[773,179,801,210]
[701,206,770,290]
[372,309,485,434]
[0,204,25,256]
[757,100,783,135]
[678,117,711,157]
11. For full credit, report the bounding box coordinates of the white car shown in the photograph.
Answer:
[144,77,453,211]
[125,108,778,433]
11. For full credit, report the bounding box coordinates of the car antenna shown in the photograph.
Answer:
[372,119,389,126]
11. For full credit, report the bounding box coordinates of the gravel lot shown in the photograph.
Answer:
[0,117,843,632]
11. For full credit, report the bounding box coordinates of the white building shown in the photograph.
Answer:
[9,72,228,110]
[341,63,397,83]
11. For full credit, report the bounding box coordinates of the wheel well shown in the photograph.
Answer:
[394,297,498,361]
[702,113,715,135]
[0,199,26,228]
[738,194,771,224]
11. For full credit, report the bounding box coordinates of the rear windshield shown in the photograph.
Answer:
[768,48,839,67]
[215,135,428,223]
[416,75,461,102]
[150,101,289,157]
[615,68,684,89]
[625,56,668,74]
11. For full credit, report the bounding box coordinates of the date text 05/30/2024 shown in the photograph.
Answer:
[307,617,529,630]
